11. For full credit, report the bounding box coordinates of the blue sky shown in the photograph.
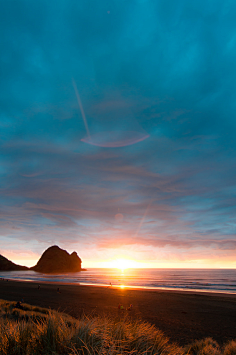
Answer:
[1,0,236,267]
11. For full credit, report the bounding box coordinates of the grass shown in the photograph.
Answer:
[0,299,235,355]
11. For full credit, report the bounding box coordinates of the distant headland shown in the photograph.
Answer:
[0,255,28,271]
[0,245,86,273]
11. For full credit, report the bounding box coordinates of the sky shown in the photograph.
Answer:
[1,0,236,268]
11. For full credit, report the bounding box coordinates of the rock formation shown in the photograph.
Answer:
[31,245,83,273]
[0,254,29,271]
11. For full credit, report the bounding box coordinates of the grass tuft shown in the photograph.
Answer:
[184,337,221,355]
[223,340,236,355]
[0,299,235,355]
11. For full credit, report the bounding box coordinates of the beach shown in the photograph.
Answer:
[0,279,236,346]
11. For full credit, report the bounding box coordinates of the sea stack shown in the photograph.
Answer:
[31,245,82,273]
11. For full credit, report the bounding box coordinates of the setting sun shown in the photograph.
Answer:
[108,258,139,270]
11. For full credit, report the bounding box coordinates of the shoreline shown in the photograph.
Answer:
[1,276,236,298]
[1,278,236,346]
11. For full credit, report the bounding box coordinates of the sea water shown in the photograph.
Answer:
[1,268,236,294]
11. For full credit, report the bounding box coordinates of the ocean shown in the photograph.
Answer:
[1,268,236,294]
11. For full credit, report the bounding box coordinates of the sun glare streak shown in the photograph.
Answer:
[134,201,152,238]
[72,78,91,139]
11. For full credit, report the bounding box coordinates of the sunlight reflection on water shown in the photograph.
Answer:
[1,268,236,294]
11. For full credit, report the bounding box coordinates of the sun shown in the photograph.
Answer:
[109,258,138,270]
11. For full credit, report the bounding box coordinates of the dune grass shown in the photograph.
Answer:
[0,299,235,355]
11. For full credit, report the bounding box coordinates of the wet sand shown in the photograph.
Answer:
[0,279,236,346]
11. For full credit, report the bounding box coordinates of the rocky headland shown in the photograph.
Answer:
[0,245,84,273]
[31,245,83,273]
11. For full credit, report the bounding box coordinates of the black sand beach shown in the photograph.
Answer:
[0,279,236,346]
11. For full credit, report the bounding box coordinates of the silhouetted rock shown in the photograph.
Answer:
[0,255,29,271]
[31,245,83,273]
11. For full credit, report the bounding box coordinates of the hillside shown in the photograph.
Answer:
[0,255,29,271]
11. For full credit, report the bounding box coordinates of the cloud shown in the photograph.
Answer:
[1,0,236,265]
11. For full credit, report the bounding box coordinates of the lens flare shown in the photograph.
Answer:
[81,131,149,148]
[115,213,124,222]
[72,79,149,148]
